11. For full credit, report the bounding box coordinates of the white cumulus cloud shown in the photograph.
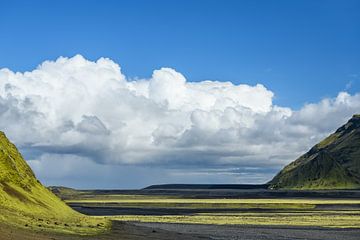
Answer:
[0,55,359,188]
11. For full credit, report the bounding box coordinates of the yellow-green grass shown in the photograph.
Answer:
[110,211,360,228]
[0,182,111,235]
[316,132,340,149]
[64,194,179,201]
[66,197,360,204]
[0,206,109,235]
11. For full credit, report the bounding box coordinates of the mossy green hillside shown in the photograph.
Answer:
[0,132,110,234]
[270,114,360,190]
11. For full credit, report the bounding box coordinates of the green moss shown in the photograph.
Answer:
[316,132,340,149]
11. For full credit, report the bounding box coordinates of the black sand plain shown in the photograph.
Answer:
[2,186,360,240]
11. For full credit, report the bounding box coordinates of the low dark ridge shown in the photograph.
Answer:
[143,184,270,190]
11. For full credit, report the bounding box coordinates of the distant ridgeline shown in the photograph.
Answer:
[269,114,360,190]
[144,184,269,190]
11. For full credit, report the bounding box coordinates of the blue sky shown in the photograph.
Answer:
[1,0,359,109]
[1,1,360,188]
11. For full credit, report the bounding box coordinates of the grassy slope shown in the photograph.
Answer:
[269,114,360,190]
[0,132,110,235]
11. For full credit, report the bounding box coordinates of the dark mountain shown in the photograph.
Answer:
[269,114,360,190]
[144,184,269,190]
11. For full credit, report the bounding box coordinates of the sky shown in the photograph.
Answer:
[0,0,359,189]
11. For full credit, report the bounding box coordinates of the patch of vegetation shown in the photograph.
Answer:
[316,132,340,149]
[48,186,84,200]
[66,196,360,205]
[111,211,360,228]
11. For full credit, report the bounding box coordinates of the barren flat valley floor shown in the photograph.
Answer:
[2,188,360,239]
[2,222,360,240]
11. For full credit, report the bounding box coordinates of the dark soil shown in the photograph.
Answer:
[132,222,360,240]
[69,204,360,216]
[2,221,359,240]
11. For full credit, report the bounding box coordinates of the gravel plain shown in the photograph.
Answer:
[132,222,360,240]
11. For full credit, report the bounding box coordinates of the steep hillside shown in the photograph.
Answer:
[269,114,360,190]
[0,131,109,234]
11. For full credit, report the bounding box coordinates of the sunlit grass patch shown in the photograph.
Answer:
[110,211,360,228]
[66,197,360,205]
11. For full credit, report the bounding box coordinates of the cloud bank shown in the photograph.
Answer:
[0,55,359,188]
